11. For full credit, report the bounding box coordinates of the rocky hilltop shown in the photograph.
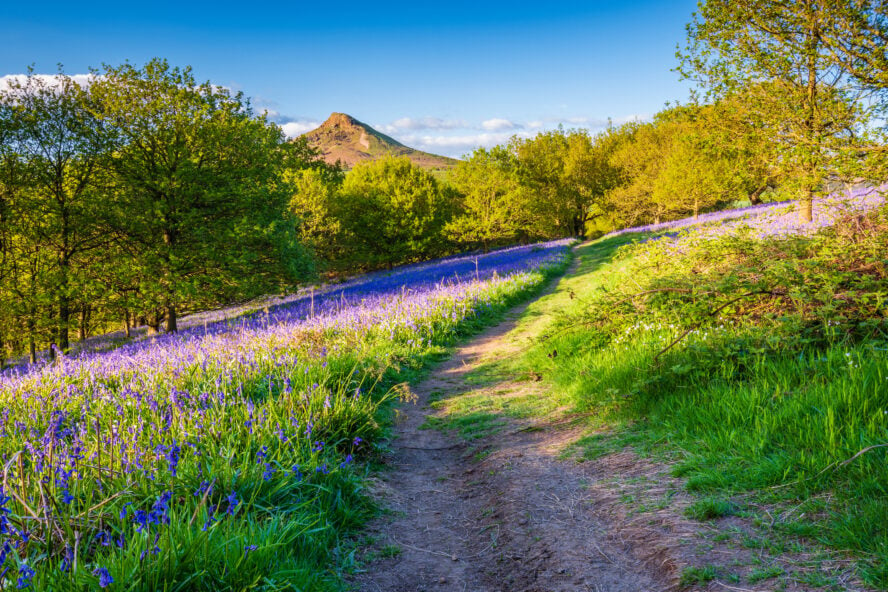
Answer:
[301,112,458,171]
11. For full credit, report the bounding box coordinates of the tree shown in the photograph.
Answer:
[511,131,579,237]
[608,122,675,225]
[0,70,111,354]
[288,162,346,266]
[654,127,731,219]
[338,157,455,269]
[679,0,883,222]
[444,146,526,251]
[509,127,628,238]
[653,105,748,218]
[92,59,311,332]
[568,124,637,230]
[697,90,784,205]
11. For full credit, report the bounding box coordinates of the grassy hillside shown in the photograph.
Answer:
[479,197,888,587]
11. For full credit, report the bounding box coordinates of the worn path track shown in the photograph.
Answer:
[351,247,877,592]
[352,262,672,592]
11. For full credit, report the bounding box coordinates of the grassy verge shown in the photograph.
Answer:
[423,235,641,441]
[502,218,888,588]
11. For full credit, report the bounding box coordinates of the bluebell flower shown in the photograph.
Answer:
[93,567,113,588]
[95,530,111,546]
[133,509,149,533]
[16,564,35,589]
[0,486,12,535]
[193,481,211,497]
[226,491,239,516]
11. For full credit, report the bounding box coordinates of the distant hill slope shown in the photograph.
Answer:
[302,112,458,171]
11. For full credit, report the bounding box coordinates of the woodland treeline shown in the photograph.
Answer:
[4,1,888,362]
[0,60,321,362]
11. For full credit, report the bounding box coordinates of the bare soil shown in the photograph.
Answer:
[351,270,869,592]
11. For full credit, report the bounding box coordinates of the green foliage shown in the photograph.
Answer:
[678,0,885,221]
[0,60,319,361]
[680,565,719,586]
[0,69,111,355]
[606,103,774,227]
[516,212,888,586]
[684,497,739,521]
[288,163,346,264]
[445,146,526,251]
[93,58,313,332]
[445,126,631,244]
[337,156,456,269]
[510,127,621,238]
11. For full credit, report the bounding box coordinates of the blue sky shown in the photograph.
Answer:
[0,0,698,157]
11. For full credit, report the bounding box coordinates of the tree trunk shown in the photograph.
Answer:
[800,8,818,226]
[58,295,70,354]
[123,310,131,338]
[161,226,178,333]
[799,187,814,223]
[28,336,36,365]
[147,312,161,335]
[693,198,699,220]
[749,186,767,205]
[165,303,177,333]
[78,305,90,341]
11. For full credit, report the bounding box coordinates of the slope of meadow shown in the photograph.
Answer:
[510,189,888,587]
[0,241,570,591]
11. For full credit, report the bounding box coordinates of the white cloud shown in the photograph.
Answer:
[397,131,535,157]
[378,116,468,134]
[0,73,95,93]
[279,120,321,137]
[553,114,650,128]
[481,118,521,131]
[612,113,649,125]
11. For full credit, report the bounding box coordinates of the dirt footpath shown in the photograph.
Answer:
[351,265,869,592]
[351,291,673,592]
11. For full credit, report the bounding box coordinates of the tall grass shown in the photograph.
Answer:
[518,213,888,586]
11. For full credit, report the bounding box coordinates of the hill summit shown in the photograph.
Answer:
[302,112,457,171]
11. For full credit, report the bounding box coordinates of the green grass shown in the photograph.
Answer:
[684,497,739,521]
[748,565,785,584]
[423,236,637,438]
[501,224,888,588]
[679,565,719,586]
